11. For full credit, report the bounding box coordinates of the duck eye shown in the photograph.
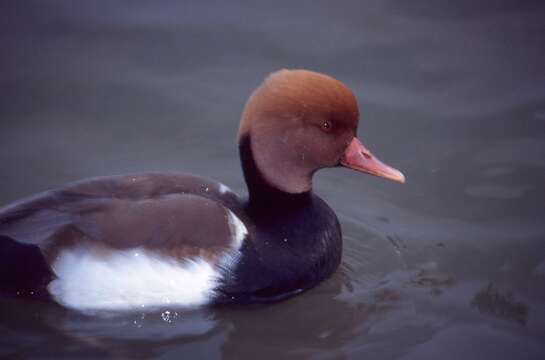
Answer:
[321,120,333,132]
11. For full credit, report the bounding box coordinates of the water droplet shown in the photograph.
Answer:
[161,310,178,323]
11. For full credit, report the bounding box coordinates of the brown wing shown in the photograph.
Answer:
[0,173,244,260]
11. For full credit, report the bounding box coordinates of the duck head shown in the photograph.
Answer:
[238,69,404,196]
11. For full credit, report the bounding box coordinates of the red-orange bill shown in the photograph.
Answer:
[340,137,405,183]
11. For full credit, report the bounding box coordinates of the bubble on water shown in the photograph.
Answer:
[161,310,179,323]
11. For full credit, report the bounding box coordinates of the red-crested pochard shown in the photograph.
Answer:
[0,69,404,311]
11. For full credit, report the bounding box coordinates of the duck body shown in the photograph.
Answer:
[0,69,403,311]
[0,171,340,310]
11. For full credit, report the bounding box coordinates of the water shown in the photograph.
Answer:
[1,1,545,358]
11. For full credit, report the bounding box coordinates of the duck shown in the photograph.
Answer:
[0,69,404,311]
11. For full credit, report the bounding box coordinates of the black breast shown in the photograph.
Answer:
[214,193,342,304]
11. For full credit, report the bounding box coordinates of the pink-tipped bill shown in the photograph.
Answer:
[341,137,405,183]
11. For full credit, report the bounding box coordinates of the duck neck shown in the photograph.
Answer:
[238,135,312,213]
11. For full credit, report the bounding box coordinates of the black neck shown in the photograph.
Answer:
[238,135,312,213]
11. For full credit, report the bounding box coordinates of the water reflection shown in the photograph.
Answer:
[1,272,372,358]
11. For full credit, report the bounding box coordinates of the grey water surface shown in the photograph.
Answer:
[1,1,545,359]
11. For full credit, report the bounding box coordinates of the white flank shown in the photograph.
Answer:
[218,183,232,194]
[226,210,248,249]
[48,247,221,311]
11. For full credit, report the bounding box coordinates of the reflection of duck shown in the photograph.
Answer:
[217,275,370,360]
[0,70,404,311]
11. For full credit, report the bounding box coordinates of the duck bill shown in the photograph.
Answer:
[340,137,405,184]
